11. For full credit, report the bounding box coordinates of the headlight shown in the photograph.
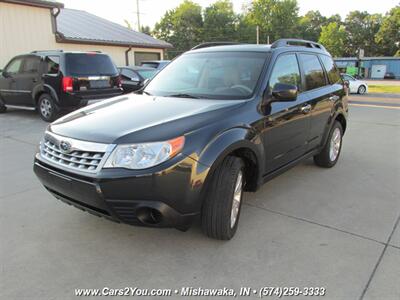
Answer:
[104,136,185,169]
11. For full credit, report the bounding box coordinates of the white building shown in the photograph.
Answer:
[0,0,172,68]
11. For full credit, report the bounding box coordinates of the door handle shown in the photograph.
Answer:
[300,104,312,114]
[329,95,339,101]
[32,78,38,83]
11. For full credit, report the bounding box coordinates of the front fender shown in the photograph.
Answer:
[189,127,264,188]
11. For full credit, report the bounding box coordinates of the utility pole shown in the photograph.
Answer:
[256,26,259,45]
[136,0,141,32]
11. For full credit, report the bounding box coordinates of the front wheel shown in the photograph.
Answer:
[38,93,58,122]
[201,156,245,240]
[314,121,343,168]
[358,85,366,94]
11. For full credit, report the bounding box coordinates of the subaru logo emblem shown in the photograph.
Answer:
[59,141,72,153]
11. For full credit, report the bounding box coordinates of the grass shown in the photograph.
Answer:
[368,85,400,94]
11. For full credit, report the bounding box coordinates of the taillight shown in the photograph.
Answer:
[62,77,73,92]
[115,75,122,88]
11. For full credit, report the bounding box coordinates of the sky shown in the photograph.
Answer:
[60,0,398,31]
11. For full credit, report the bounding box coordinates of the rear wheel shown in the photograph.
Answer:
[314,121,343,168]
[201,156,244,240]
[358,85,366,94]
[38,93,58,122]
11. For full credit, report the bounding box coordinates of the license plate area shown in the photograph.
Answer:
[90,80,111,89]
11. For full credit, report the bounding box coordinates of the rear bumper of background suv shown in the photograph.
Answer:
[59,88,123,109]
[33,152,205,231]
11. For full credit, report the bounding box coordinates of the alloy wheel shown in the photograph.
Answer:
[230,170,243,228]
[40,98,52,119]
[329,127,341,162]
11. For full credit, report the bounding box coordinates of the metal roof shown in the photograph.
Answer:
[56,8,172,49]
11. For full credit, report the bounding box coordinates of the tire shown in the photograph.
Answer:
[37,93,58,122]
[201,156,245,240]
[314,121,343,168]
[357,85,366,94]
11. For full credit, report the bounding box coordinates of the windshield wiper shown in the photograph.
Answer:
[134,90,152,96]
[168,93,203,99]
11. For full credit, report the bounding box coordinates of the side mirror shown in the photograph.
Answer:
[272,83,298,102]
[2,70,9,78]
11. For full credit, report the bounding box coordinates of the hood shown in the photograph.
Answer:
[49,94,244,144]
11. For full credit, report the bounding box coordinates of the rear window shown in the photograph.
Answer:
[137,69,157,79]
[141,62,158,68]
[299,54,327,91]
[320,55,341,84]
[65,53,118,76]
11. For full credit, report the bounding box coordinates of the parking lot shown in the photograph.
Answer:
[0,97,399,299]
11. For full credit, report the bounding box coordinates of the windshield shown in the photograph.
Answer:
[144,52,268,100]
[65,53,118,76]
[137,69,158,79]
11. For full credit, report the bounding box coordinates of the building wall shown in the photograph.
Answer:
[334,57,400,79]
[0,2,55,67]
[0,2,164,68]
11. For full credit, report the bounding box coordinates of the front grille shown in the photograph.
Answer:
[39,132,110,173]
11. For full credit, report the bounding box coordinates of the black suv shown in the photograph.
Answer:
[0,51,123,121]
[34,39,348,240]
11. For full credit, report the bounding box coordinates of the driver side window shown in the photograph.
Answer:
[269,54,301,91]
[5,58,23,75]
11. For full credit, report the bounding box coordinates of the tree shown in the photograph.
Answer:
[319,22,346,57]
[140,26,151,35]
[247,0,299,43]
[236,14,257,43]
[153,0,203,57]
[375,6,400,56]
[344,11,382,56]
[203,0,237,42]
[297,10,327,41]
[124,19,133,30]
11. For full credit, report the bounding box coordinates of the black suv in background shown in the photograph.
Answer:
[34,39,348,240]
[0,51,123,121]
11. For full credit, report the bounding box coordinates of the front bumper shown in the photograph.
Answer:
[34,153,208,230]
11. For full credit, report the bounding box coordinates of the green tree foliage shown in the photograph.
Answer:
[203,0,237,42]
[318,22,346,57]
[297,11,343,42]
[153,0,203,56]
[140,26,152,35]
[375,6,400,56]
[344,11,383,56]
[247,0,299,42]
[297,10,327,41]
[236,14,257,43]
[124,19,133,30]
[150,0,397,58]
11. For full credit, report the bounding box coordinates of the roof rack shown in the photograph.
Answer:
[271,39,326,51]
[191,42,243,50]
[31,50,64,53]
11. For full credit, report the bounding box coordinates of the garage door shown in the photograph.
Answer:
[134,52,160,66]
[371,65,386,79]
